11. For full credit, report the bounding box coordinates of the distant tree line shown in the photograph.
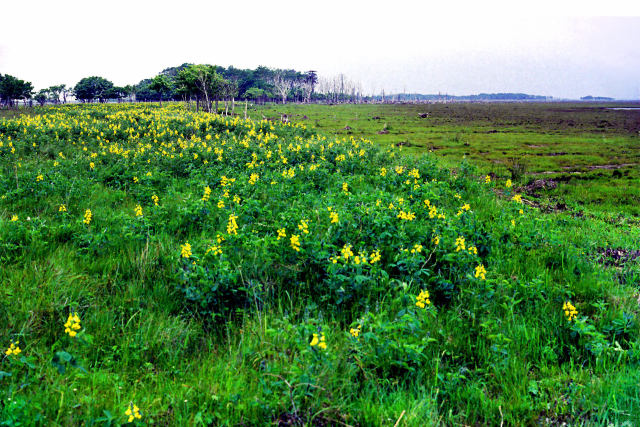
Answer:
[2,65,573,109]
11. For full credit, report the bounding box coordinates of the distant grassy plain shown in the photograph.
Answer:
[255,102,640,216]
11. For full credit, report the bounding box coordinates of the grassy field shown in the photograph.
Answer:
[254,103,640,216]
[1,103,640,425]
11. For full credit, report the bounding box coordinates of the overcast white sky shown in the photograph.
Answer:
[1,0,639,99]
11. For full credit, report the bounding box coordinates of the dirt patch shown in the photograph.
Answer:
[342,125,352,130]
[418,113,430,118]
[524,179,558,194]
[534,152,568,156]
[377,129,389,134]
[526,144,544,148]
[596,248,640,267]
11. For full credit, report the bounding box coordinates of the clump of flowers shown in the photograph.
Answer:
[83,209,92,225]
[205,244,222,256]
[369,249,381,263]
[397,210,416,221]
[134,205,143,217]
[277,228,286,240]
[227,214,239,235]
[202,186,212,202]
[474,264,487,280]
[349,325,361,338]
[151,194,159,206]
[512,194,522,203]
[290,234,301,252]
[5,340,21,356]
[64,312,82,337]
[298,219,309,234]
[342,182,349,194]
[415,290,431,308]
[36,174,44,182]
[310,333,327,349]
[180,242,192,258]
[484,175,491,184]
[59,204,67,212]
[125,403,142,423]
[505,179,512,188]
[249,173,259,185]
[455,236,466,252]
[329,209,339,224]
[11,215,18,222]
[563,301,578,321]
[432,236,440,246]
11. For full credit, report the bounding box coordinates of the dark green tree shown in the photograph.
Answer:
[148,75,173,106]
[74,76,114,103]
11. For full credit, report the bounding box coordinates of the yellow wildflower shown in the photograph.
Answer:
[505,179,512,188]
[5,340,21,356]
[290,234,301,252]
[134,205,143,217]
[227,214,239,235]
[83,209,92,225]
[415,289,431,308]
[277,228,286,240]
[474,264,487,280]
[125,403,142,423]
[181,242,192,258]
[64,312,82,337]
[563,301,578,321]
[455,236,466,252]
[310,333,327,350]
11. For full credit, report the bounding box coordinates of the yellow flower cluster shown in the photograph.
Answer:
[432,236,440,246]
[125,403,142,423]
[410,244,423,254]
[310,333,327,349]
[484,175,491,184]
[5,340,21,356]
[474,264,487,280]
[202,186,212,202]
[249,173,259,185]
[342,182,349,194]
[59,204,67,212]
[349,325,361,338]
[290,234,301,252]
[455,236,466,252]
[512,194,522,203]
[134,205,143,217]
[205,244,222,256]
[415,290,431,308]
[380,167,387,177]
[151,194,159,206]
[563,301,578,321]
[181,242,192,258]
[36,174,44,182]
[64,312,81,337]
[83,209,92,225]
[227,214,239,235]
[298,219,309,234]
[505,179,512,188]
[397,210,416,221]
[11,215,18,222]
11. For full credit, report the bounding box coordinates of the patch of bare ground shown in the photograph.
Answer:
[596,248,640,267]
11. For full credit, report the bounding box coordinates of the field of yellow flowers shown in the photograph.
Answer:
[1,104,640,425]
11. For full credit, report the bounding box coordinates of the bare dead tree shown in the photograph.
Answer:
[270,72,290,104]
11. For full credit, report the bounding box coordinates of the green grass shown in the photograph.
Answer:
[1,103,639,425]
[254,103,640,216]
